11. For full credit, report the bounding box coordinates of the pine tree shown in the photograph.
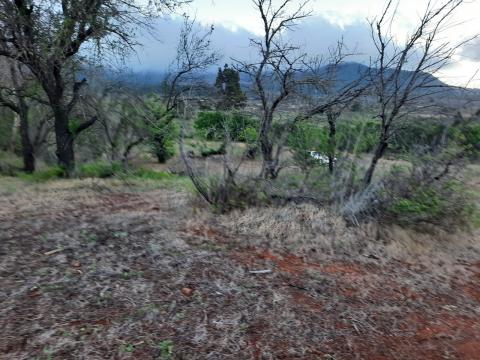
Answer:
[215,65,246,109]
[214,67,225,94]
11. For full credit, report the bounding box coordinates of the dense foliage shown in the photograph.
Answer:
[194,111,258,142]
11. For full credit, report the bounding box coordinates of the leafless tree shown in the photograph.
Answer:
[299,40,367,173]
[234,0,368,180]
[363,0,474,187]
[148,15,219,163]
[0,0,185,175]
[164,16,220,112]
[84,82,146,168]
[234,0,311,179]
[84,15,219,170]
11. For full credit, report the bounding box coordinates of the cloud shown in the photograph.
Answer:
[287,16,376,62]
[125,15,375,72]
[460,38,480,62]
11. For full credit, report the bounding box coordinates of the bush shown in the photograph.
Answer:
[389,121,444,154]
[380,163,477,230]
[200,143,226,157]
[0,111,14,150]
[130,168,176,181]
[288,118,380,159]
[0,151,22,176]
[336,118,380,154]
[339,160,478,230]
[390,187,447,221]
[78,162,122,178]
[205,177,269,212]
[19,166,66,182]
[388,181,476,229]
[288,123,328,167]
[194,111,258,142]
[451,122,480,159]
[149,122,178,163]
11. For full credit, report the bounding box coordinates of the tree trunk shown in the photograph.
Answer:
[154,134,169,163]
[363,137,388,187]
[327,113,337,174]
[246,145,257,159]
[261,140,276,179]
[53,107,75,176]
[122,137,144,170]
[9,113,20,153]
[18,102,35,173]
[259,112,277,179]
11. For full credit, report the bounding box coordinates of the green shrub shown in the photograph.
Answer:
[206,177,269,212]
[0,151,22,176]
[78,162,122,178]
[19,166,66,182]
[389,121,444,154]
[287,122,329,176]
[288,118,380,158]
[131,168,176,181]
[390,187,445,220]
[194,111,258,142]
[200,143,226,157]
[337,118,380,154]
[452,122,480,159]
[385,178,477,230]
[0,112,14,150]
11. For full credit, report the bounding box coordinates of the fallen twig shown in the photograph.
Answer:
[43,248,63,256]
[249,269,272,274]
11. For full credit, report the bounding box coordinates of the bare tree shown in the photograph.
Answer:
[299,40,367,174]
[164,16,220,112]
[85,15,219,170]
[235,1,368,180]
[148,15,219,163]
[85,82,146,168]
[234,0,311,179]
[0,0,185,175]
[363,0,473,187]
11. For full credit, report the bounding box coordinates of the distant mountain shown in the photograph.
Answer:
[318,62,447,90]
[94,62,479,102]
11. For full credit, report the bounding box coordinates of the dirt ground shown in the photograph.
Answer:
[1,179,479,359]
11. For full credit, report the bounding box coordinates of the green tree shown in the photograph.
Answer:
[145,96,178,163]
[215,65,246,110]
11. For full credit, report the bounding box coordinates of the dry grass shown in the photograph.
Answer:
[220,202,480,265]
[1,178,480,359]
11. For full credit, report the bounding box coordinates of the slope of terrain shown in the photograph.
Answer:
[0,179,479,359]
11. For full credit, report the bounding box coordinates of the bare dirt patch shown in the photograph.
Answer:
[1,179,479,359]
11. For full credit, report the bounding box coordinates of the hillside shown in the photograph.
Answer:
[107,63,480,107]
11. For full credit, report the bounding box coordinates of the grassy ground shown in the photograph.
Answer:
[1,177,480,360]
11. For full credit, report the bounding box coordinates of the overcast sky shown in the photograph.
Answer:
[128,0,480,87]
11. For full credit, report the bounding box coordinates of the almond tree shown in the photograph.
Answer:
[299,40,367,174]
[235,0,365,179]
[363,0,472,187]
[151,15,219,163]
[234,0,311,179]
[0,0,185,175]
[0,59,51,172]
